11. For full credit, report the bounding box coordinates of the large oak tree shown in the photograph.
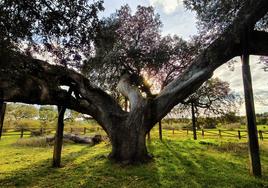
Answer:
[1,0,268,163]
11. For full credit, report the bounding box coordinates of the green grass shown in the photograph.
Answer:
[0,130,268,188]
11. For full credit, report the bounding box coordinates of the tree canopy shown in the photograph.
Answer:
[0,0,104,65]
[184,0,268,43]
[83,5,192,97]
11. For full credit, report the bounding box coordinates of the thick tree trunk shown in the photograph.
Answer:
[0,102,6,140]
[191,102,197,140]
[109,124,150,164]
[111,74,152,163]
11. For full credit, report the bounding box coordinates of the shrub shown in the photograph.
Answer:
[216,142,248,153]
[14,137,51,147]
[218,123,241,130]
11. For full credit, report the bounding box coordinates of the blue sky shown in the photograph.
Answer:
[100,0,268,114]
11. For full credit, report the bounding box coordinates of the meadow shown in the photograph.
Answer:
[0,128,267,188]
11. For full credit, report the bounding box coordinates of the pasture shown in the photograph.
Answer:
[0,128,267,188]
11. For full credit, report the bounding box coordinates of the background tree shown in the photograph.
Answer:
[39,106,57,128]
[5,104,39,129]
[221,111,241,124]
[6,104,38,119]
[180,78,239,139]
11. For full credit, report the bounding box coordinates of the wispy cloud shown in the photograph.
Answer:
[149,0,183,14]
[214,56,268,114]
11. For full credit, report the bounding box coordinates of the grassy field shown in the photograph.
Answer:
[0,129,268,188]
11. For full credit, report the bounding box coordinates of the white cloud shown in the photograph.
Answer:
[214,56,268,114]
[149,0,183,14]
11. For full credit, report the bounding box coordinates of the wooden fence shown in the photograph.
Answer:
[1,127,268,141]
[0,127,98,139]
[163,128,268,140]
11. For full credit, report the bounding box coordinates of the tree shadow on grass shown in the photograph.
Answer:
[0,143,161,188]
[147,139,268,188]
[1,139,267,188]
[0,144,92,187]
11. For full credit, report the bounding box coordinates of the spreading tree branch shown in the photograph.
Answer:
[0,49,125,134]
[151,0,268,126]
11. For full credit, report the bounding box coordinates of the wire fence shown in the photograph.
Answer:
[0,127,103,139]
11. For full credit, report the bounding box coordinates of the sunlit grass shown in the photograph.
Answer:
[0,129,267,188]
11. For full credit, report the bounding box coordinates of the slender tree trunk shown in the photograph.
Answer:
[159,120,162,141]
[191,102,197,140]
[147,131,151,141]
[241,54,262,177]
[0,102,6,140]
[52,106,66,168]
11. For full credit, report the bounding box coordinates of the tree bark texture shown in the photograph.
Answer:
[191,102,197,140]
[52,106,66,168]
[1,0,268,163]
[241,55,262,177]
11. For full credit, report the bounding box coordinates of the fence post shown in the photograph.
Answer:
[40,127,43,135]
[70,127,73,133]
[218,129,222,138]
[84,127,86,135]
[20,128,24,138]
[159,121,162,141]
[238,130,241,139]
[258,130,263,141]
[241,49,261,176]
[0,102,6,140]
[201,129,204,138]
[186,129,189,135]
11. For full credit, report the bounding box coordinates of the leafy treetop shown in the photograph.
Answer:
[0,0,104,66]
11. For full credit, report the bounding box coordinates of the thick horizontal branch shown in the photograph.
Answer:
[248,30,268,56]
[0,50,125,134]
